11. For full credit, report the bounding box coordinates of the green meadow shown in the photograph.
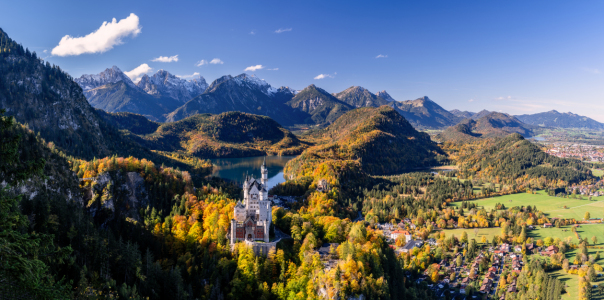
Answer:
[449,190,604,220]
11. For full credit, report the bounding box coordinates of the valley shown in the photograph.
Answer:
[2,19,604,300]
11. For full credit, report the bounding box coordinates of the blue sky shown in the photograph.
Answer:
[2,0,604,121]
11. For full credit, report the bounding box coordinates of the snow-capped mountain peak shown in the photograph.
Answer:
[136,69,208,102]
[74,66,137,91]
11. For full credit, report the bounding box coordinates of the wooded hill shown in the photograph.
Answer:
[129,111,309,158]
[444,133,595,187]
[287,105,447,179]
[436,112,537,142]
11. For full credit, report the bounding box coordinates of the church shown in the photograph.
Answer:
[229,159,272,244]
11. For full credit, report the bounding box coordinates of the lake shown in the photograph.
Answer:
[209,156,297,189]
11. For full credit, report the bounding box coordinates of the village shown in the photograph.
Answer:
[545,144,604,163]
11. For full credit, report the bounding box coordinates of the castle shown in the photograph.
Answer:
[229,159,272,244]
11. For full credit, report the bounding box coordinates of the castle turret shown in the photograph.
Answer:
[230,219,237,245]
[261,157,268,186]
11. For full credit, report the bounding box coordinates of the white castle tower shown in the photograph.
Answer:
[261,157,268,186]
[230,158,272,244]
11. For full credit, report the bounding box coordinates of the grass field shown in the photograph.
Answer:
[449,190,604,220]
[593,168,604,178]
[531,224,604,242]
[542,228,604,300]
[440,227,502,242]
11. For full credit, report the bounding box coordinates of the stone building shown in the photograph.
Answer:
[229,159,272,244]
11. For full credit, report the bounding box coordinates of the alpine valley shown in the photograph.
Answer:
[1,20,604,300]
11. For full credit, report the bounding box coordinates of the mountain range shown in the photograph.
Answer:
[515,110,604,130]
[73,67,471,130]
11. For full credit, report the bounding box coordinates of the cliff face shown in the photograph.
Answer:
[83,171,149,224]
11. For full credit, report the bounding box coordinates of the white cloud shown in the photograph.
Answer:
[376,54,388,58]
[124,63,152,83]
[51,13,141,56]
[468,99,475,102]
[43,49,47,53]
[250,30,256,35]
[314,73,335,80]
[196,58,223,67]
[267,68,279,71]
[177,72,200,79]
[495,95,513,100]
[152,55,178,62]
[244,65,264,71]
[275,28,292,33]
[210,58,224,64]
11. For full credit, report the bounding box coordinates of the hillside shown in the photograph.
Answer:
[0,28,215,174]
[285,84,353,125]
[387,96,462,129]
[437,112,536,142]
[84,81,180,121]
[287,105,446,177]
[447,133,595,185]
[333,86,389,108]
[139,111,308,158]
[96,110,161,135]
[515,110,604,130]
[166,74,303,125]
[0,28,126,159]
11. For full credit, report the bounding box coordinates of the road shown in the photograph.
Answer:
[272,227,292,243]
[353,211,364,222]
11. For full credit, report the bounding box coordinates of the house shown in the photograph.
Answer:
[391,230,412,242]
[500,243,510,253]
[546,245,559,253]
[526,243,534,251]
[543,223,553,228]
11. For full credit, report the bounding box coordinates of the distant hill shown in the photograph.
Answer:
[288,106,445,176]
[515,110,604,130]
[471,109,492,120]
[285,84,353,125]
[96,110,160,135]
[437,112,536,142]
[138,111,308,158]
[450,109,476,119]
[333,86,389,108]
[387,96,462,129]
[454,133,595,184]
[166,74,303,126]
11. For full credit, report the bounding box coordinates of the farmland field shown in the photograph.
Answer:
[449,190,604,220]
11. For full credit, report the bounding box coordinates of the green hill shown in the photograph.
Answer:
[287,105,446,177]
[139,111,309,158]
[453,133,594,185]
[97,110,161,135]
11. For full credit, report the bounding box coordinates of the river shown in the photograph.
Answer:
[208,155,297,189]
